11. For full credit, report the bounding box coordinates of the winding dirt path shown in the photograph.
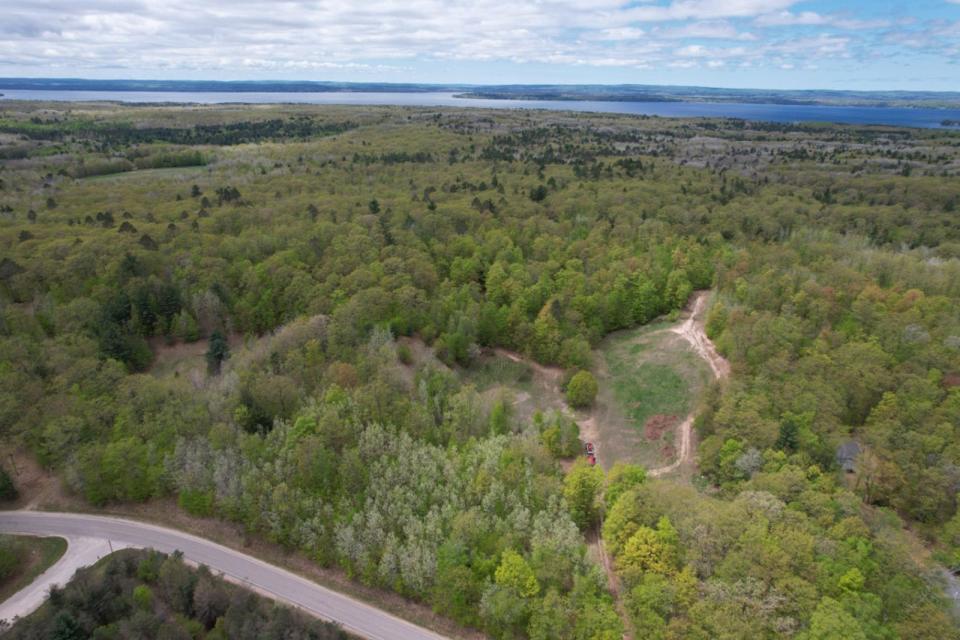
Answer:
[648,291,729,477]
[493,291,727,476]
[670,292,730,380]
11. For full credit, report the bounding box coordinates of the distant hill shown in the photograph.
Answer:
[0,77,468,93]
[1,77,959,108]
[457,84,960,108]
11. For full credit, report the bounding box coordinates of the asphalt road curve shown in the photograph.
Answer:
[0,511,447,640]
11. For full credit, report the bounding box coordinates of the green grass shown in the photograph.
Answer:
[81,165,207,182]
[627,341,650,356]
[608,361,690,428]
[0,535,68,605]
[589,322,713,469]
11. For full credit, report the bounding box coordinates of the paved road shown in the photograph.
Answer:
[0,512,447,640]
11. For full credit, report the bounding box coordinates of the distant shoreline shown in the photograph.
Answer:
[453,92,953,109]
[2,78,960,110]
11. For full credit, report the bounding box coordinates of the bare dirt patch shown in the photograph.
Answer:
[644,415,680,441]
[670,291,731,380]
[1,447,65,512]
[577,416,600,444]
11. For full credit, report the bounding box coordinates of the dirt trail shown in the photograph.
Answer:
[491,292,728,477]
[670,292,730,380]
[494,347,564,382]
[648,291,729,478]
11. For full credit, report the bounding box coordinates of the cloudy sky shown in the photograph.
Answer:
[1,0,958,89]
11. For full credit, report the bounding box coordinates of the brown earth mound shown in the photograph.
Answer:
[644,414,680,441]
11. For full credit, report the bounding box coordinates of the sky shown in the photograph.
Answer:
[0,1,959,90]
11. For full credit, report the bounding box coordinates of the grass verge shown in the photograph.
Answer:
[0,535,68,605]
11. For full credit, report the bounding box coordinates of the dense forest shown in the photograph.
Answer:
[2,100,960,638]
[2,548,351,639]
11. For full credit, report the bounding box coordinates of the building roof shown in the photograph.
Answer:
[836,441,862,472]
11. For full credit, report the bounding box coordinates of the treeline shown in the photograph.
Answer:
[0,116,356,145]
[71,150,206,179]
[2,548,352,639]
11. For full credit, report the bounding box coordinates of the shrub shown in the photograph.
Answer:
[541,414,581,458]
[566,371,598,409]
[178,489,214,517]
[0,466,17,501]
[133,584,153,610]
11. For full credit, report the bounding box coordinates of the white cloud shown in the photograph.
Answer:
[653,20,756,40]
[755,11,825,26]
[755,10,890,30]
[589,27,646,41]
[620,0,798,23]
[0,0,947,79]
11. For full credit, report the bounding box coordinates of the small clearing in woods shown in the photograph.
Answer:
[148,332,244,382]
[448,292,726,474]
[592,304,714,471]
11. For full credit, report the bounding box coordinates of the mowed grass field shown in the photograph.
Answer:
[591,320,713,470]
[454,320,713,472]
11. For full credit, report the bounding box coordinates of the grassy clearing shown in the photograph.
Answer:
[148,333,246,381]
[0,535,67,605]
[448,321,711,472]
[148,337,209,379]
[81,165,208,182]
[606,350,691,429]
[591,321,712,470]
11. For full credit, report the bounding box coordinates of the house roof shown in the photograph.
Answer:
[836,441,862,472]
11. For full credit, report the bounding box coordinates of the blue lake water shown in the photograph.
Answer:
[2,89,960,129]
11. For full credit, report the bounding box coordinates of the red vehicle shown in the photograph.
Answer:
[584,442,596,465]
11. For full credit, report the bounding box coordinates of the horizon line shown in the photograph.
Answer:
[2,76,959,96]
